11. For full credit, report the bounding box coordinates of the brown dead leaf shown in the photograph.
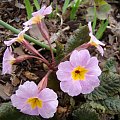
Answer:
[0,84,10,100]
[57,106,68,114]
[23,71,39,80]
[11,74,20,86]
[14,46,25,56]
[4,82,13,96]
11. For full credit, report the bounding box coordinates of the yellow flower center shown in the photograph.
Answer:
[26,97,43,109]
[10,59,15,64]
[32,15,44,24]
[71,66,88,81]
[90,41,98,47]
[17,34,24,42]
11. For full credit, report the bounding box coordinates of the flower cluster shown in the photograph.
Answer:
[2,5,105,119]
[2,5,57,119]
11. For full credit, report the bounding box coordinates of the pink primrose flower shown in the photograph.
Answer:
[11,81,58,118]
[23,5,52,27]
[4,27,29,46]
[56,49,101,96]
[88,22,105,56]
[2,47,15,74]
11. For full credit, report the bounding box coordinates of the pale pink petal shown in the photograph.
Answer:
[4,38,16,46]
[39,100,58,118]
[86,57,99,68]
[56,70,72,81]
[2,47,15,74]
[70,50,91,67]
[21,104,39,115]
[32,6,46,16]
[85,75,100,87]
[70,50,79,67]
[88,22,93,33]
[11,94,27,109]
[86,57,101,76]
[60,81,82,96]
[78,49,91,66]
[20,27,29,34]
[79,80,94,94]
[90,33,105,46]
[96,45,104,56]
[58,61,73,72]
[17,27,29,40]
[23,19,32,27]
[16,81,38,98]
[42,5,52,16]
[87,69,101,77]
[38,88,58,101]
[11,94,40,115]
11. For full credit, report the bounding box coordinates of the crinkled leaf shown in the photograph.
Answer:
[103,57,117,73]
[72,107,100,120]
[86,58,120,100]
[81,101,105,113]
[65,25,90,53]
[100,97,120,113]
[86,72,120,101]
[55,41,65,64]
[0,102,41,120]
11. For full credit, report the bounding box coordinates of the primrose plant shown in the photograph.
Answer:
[2,5,105,119]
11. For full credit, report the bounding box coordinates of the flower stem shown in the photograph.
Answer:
[30,56,50,68]
[37,22,56,66]
[0,20,56,53]
[47,39,56,66]
[60,43,90,63]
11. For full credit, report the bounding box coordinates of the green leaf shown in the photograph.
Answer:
[87,2,111,20]
[86,58,120,100]
[86,72,120,101]
[103,57,117,73]
[70,0,82,20]
[95,20,109,39]
[55,41,65,64]
[48,72,60,91]
[81,101,105,113]
[72,107,100,120]
[62,0,70,14]
[34,0,40,10]
[94,0,108,6]
[100,97,120,113]
[96,4,111,20]
[65,25,90,53]
[24,0,33,19]
[92,5,97,32]
[0,102,41,120]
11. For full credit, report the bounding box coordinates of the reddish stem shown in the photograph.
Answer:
[38,70,52,92]
[59,43,90,63]
[22,39,49,65]
[37,21,55,67]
